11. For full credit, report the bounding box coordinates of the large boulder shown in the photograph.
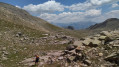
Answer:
[82,38,101,47]
[82,38,92,46]
[73,41,83,47]
[90,39,101,47]
[99,36,111,43]
[100,31,112,37]
[104,52,119,65]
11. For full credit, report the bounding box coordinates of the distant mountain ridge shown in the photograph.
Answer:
[52,22,95,30]
[88,18,119,30]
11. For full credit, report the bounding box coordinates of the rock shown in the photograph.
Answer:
[16,32,22,37]
[42,34,49,36]
[83,60,91,66]
[99,36,111,43]
[104,52,119,65]
[82,38,92,46]
[2,47,6,50]
[2,51,9,55]
[68,56,75,61]
[66,45,76,51]
[98,53,103,57]
[75,46,85,53]
[60,40,69,44]
[90,39,101,47]
[99,36,108,40]
[2,56,8,60]
[68,49,76,54]
[73,41,83,47]
[100,31,112,37]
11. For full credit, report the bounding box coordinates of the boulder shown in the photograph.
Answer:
[99,36,111,43]
[82,38,92,46]
[99,36,108,40]
[66,45,76,51]
[100,31,112,37]
[104,52,119,65]
[75,46,85,53]
[73,41,83,47]
[90,39,101,47]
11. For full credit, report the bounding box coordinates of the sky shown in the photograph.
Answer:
[0,0,119,24]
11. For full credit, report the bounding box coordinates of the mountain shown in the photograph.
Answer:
[0,2,83,67]
[52,22,95,30]
[0,2,63,33]
[88,18,119,30]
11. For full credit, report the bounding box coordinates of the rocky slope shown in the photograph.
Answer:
[88,18,119,30]
[0,2,82,67]
[22,30,119,67]
[0,2,63,33]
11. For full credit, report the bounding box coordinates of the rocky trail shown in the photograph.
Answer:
[22,30,119,67]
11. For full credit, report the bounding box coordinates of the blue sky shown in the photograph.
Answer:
[0,0,119,24]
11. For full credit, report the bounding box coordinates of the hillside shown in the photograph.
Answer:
[0,2,85,67]
[0,2,119,67]
[88,18,119,30]
[0,2,64,33]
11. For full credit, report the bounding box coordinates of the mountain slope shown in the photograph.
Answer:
[0,2,63,33]
[88,18,119,30]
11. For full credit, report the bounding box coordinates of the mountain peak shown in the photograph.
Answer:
[105,18,118,22]
[88,18,119,30]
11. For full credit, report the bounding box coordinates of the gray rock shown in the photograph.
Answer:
[82,38,92,46]
[100,31,112,37]
[68,56,75,61]
[66,45,76,51]
[90,39,101,47]
[73,41,83,47]
[104,52,119,65]
[1,56,8,60]
[83,60,91,66]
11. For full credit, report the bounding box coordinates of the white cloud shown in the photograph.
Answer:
[22,0,119,25]
[91,10,119,23]
[68,2,92,11]
[23,0,65,15]
[112,3,119,8]
[39,9,119,24]
[39,9,102,23]
[68,0,119,11]
[90,0,119,5]
[16,5,21,8]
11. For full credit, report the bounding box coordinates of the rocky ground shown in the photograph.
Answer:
[22,30,119,67]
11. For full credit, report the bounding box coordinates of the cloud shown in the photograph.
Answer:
[112,3,119,8]
[16,5,21,8]
[22,0,119,25]
[68,2,92,11]
[90,0,119,5]
[39,9,119,24]
[91,10,119,23]
[39,9,102,23]
[23,0,65,15]
[68,0,119,11]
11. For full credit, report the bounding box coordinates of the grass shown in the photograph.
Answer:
[0,19,71,67]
